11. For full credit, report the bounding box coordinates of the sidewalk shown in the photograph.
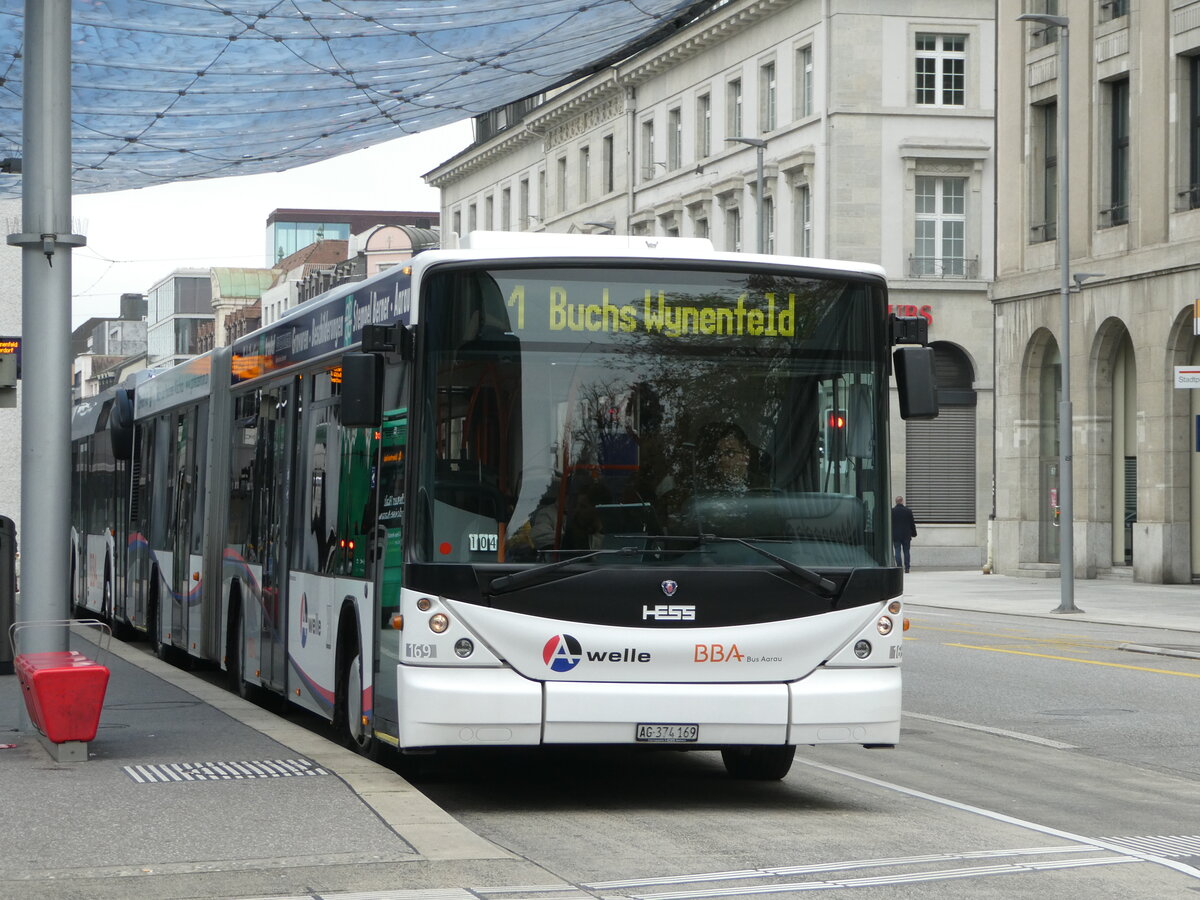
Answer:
[902,567,1200,634]
[0,626,538,900]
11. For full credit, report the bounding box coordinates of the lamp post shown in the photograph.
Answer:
[726,136,766,252]
[1018,12,1080,614]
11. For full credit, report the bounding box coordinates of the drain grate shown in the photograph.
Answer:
[122,757,329,783]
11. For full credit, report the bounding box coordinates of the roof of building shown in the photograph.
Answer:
[211,267,279,301]
[275,239,350,275]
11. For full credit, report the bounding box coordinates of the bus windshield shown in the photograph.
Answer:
[416,263,890,570]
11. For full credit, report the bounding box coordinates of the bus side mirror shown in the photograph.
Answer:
[894,346,939,420]
[111,389,135,461]
[341,353,383,427]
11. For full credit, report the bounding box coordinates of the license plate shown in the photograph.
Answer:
[636,723,699,743]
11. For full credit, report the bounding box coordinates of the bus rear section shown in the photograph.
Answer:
[354,244,922,779]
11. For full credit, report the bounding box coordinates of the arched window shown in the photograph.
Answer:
[904,342,976,524]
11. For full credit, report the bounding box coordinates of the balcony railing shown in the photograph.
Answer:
[1029,221,1057,243]
[1176,185,1200,212]
[908,255,979,279]
[1099,0,1128,23]
[1098,204,1128,228]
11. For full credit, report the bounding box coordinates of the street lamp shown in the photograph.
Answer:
[1018,12,1081,614]
[726,136,767,253]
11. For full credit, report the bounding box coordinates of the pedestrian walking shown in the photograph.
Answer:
[891,496,917,572]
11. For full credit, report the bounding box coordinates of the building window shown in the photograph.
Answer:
[519,177,530,229]
[1102,78,1129,227]
[795,184,812,256]
[579,146,590,204]
[915,34,965,107]
[796,45,814,118]
[602,135,615,194]
[452,209,462,236]
[696,93,712,158]
[1028,1,1059,48]
[501,187,511,231]
[1031,102,1057,242]
[1187,57,1200,211]
[485,194,494,229]
[537,169,546,221]
[912,175,969,277]
[726,206,741,252]
[556,156,568,214]
[1099,0,1128,23]
[759,61,777,132]
[727,77,743,137]
[641,118,656,181]
[694,215,709,240]
[468,203,477,232]
[668,107,682,170]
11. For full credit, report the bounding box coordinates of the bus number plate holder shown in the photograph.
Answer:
[636,723,698,743]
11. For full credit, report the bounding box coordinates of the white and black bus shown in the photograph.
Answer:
[85,232,937,779]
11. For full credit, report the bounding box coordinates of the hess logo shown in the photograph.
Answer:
[643,604,695,621]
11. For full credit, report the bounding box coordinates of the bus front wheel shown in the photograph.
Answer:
[337,644,375,757]
[720,745,796,780]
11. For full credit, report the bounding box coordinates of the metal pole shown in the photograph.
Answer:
[725,136,767,253]
[755,144,765,254]
[1053,23,1078,614]
[6,0,86,651]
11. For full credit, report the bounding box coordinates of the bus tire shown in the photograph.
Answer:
[70,556,85,619]
[720,745,796,780]
[148,578,179,665]
[335,629,375,757]
[226,597,254,700]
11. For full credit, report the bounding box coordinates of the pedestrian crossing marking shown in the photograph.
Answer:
[121,757,329,783]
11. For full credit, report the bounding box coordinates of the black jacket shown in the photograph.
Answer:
[892,503,917,540]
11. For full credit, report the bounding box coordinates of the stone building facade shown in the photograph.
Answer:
[994,0,1200,583]
[426,0,997,567]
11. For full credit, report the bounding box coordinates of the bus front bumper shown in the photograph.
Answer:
[395,665,900,749]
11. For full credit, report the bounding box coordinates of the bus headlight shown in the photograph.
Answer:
[454,638,474,658]
[876,616,894,635]
[853,640,872,659]
[429,613,450,633]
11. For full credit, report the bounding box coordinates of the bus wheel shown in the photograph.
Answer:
[720,745,796,780]
[70,558,84,618]
[338,646,374,756]
[148,589,176,664]
[226,604,253,700]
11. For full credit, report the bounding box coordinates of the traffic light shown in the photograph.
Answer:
[824,408,847,459]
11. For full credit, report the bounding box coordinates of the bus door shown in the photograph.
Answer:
[254,384,295,691]
[289,388,339,714]
[168,405,206,654]
[372,407,407,738]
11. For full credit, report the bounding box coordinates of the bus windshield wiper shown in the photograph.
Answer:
[488,547,640,595]
[647,533,837,597]
[700,534,838,596]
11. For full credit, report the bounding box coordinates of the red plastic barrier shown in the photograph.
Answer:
[15,650,110,743]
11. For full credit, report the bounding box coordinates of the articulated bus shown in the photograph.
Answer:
[77,232,937,779]
[70,381,138,629]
